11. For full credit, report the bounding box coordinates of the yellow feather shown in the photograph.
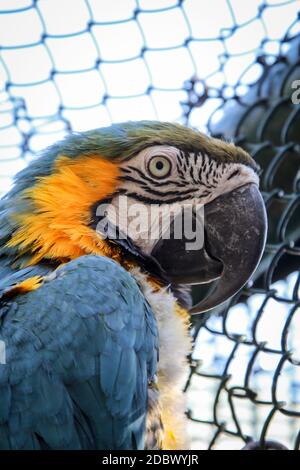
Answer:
[2,276,44,299]
[7,154,121,265]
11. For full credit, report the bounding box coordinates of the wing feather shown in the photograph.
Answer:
[0,255,158,450]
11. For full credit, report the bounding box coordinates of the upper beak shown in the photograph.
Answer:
[151,183,267,314]
[189,183,267,314]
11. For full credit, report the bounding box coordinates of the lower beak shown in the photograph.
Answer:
[151,183,267,314]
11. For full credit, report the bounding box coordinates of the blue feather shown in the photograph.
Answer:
[0,255,158,449]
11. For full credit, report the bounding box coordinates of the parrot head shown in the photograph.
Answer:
[1,121,267,313]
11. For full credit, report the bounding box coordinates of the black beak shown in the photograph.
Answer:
[152,183,267,314]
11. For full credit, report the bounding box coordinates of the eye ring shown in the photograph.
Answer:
[147,155,172,179]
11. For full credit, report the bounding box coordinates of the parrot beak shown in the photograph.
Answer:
[151,183,267,314]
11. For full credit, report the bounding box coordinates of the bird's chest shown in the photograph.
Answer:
[129,268,192,450]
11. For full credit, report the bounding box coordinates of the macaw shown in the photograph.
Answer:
[0,121,267,450]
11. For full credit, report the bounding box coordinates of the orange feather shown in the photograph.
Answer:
[7,154,121,265]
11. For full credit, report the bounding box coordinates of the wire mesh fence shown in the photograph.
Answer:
[0,0,299,450]
[1,0,300,194]
[186,32,300,450]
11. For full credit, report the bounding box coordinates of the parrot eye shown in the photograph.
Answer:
[148,156,171,179]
